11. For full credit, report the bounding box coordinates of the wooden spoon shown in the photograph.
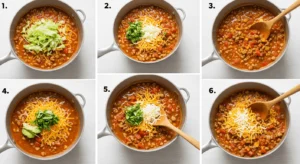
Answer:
[250,0,300,41]
[153,109,200,150]
[249,84,300,120]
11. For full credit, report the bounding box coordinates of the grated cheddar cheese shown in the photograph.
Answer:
[126,88,164,136]
[223,106,265,141]
[22,97,73,146]
[220,91,280,142]
[135,16,167,54]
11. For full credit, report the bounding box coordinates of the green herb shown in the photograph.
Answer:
[125,103,143,126]
[22,19,66,55]
[126,21,144,43]
[33,110,59,130]
[21,110,59,138]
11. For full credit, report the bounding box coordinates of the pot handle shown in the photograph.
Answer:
[76,9,86,23]
[281,8,292,22]
[0,139,13,154]
[178,88,190,103]
[0,51,16,65]
[202,137,218,153]
[281,92,292,107]
[74,93,86,108]
[98,126,111,139]
[98,43,119,58]
[202,51,219,66]
[286,96,291,106]
[176,8,186,21]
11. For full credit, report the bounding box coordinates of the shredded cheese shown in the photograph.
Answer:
[136,89,163,108]
[126,89,163,134]
[136,16,167,53]
[142,25,162,42]
[223,106,265,141]
[142,104,161,125]
[221,92,279,142]
[22,97,73,146]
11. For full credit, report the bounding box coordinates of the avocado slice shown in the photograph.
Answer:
[44,110,53,115]
[23,123,41,134]
[22,129,35,139]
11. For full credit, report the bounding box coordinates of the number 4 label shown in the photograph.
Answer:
[2,88,9,94]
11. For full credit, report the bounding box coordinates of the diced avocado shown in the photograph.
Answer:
[22,129,35,139]
[23,123,41,134]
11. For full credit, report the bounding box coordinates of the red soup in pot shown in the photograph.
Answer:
[14,7,79,69]
[214,90,286,157]
[217,5,286,70]
[10,91,80,157]
[110,82,182,150]
[117,6,179,62]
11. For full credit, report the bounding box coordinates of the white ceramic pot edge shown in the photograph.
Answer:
[202,0,292,73]
[97,87,190,137]
[0,83,86,161]
[97,75,191,153]
[201,82,292,160]
[0,0,86,72]
[97,0,186,64]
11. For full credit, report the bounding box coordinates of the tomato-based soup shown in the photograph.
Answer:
[10,91,80,157]
[117,6,179,62]
[217,6,285,70]
[110,82,182,149]
[214,90,286,157]
[14,7,79,69]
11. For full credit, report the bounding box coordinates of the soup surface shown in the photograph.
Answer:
[217,5,285,70]
[11,91,80,157]
[214,90,286,157]
[14,7,79,69]
[117,6,179,62]
[110,82,182,149]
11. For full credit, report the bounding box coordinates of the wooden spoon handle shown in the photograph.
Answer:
[271,0,300,24]
[269,84,300,105]
[167,123,200,150]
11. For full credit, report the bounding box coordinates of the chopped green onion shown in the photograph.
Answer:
[125,103,143,126]
[126,21,144,44]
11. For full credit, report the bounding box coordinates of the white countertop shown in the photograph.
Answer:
[0,80,95,164]
[97,0,200,73]
[202,80,300,164]
[97,74,200,164]
[202,0,300,79]
[0,0,95,79]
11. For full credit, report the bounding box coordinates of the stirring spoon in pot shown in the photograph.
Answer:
[250,0,300,41]
[249,84,300,120]
[153,109,200,150]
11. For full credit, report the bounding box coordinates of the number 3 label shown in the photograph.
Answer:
[209,3,215,9]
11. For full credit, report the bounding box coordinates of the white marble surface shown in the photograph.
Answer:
[202,0,300,79]
[0,80,95,164]
[97,74,200,164]
[97,0,200,73]
[202,80,300,164]
[0,0,95,79]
